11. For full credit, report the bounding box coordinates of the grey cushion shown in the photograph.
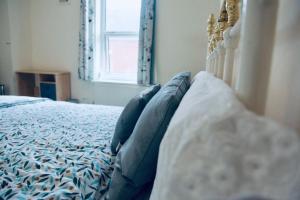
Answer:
[106,158,140,200]
[107,72,191,199]
[111,84,161,154]
[105,156,154,200]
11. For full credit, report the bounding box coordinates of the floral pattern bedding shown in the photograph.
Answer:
[0,96,123,200]
[0,96,47,109]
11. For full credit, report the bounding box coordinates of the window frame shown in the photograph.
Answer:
[96,0,140,83]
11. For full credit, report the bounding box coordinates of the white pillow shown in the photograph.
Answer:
[150,71,300,200]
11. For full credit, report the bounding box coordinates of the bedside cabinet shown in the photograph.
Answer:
[16,69,71,101]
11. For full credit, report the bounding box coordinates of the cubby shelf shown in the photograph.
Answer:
[16,69,71,101]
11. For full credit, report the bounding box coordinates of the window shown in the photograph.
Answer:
[96,0,141,83]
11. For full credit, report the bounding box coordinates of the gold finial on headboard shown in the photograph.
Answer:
[214,23,222,43]
[218,1,229,39]
[208,35,216,53]
[207,14,216,53]
[208,21,221,52]
[207,14,215,39]
[226,0,239,27]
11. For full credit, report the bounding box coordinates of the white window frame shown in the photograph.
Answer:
[95,0,139,84]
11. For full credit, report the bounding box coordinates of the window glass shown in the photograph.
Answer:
[96,0,141,82]
[106,0,141,32]
[107,36,139,74]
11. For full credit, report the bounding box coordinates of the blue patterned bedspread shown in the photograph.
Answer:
[0,96,122,200]
[0,96,48,109]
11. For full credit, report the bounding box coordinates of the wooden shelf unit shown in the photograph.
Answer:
[16,69,71,101]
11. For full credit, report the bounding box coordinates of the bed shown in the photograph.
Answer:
[1,0,300,199]
[0,96,122,199]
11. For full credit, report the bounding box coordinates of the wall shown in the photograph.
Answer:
[155,0,220,83]
[8,0,33,93]
[29,0,146,106]
[1,0,219,106]
[0,0,31,94]
[0,0,13,94]
[29,0,220,105]
[265,0,300,132]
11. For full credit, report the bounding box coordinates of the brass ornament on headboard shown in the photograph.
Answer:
[207,14,215,40]
[207,14,216,53]
[214,23,222,43]
[226,0,239,27]
[207,0,239,54]
[218,2,229,40]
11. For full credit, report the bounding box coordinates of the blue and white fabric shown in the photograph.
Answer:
[0,96,122,199]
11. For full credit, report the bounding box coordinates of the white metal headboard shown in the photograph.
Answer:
[206,0,279,115]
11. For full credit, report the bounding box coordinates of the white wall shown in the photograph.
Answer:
[8,0,32,72]
[1,0,219,106]
[0,0,31,94]
[265,0,300,132]
[29,0,147,106]
[155,0,219,83]
[0,0,13,94]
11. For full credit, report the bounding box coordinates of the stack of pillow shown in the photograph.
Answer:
[107,72,191,200]
[110,84,161,155]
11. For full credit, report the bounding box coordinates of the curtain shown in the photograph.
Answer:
[78,0,96,81]
[137,0,156,85]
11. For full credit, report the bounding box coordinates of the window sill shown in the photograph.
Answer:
[92,79,140,86]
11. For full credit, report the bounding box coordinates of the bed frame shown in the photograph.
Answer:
[205,0,299,130]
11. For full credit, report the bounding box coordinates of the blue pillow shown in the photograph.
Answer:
[111,84,161,154]
[107,72,191,199]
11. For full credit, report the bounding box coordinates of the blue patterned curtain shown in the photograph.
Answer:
[137,0,156,85]
[78,0,96,81]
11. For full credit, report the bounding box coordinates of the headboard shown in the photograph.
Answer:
[204,0,300,131]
